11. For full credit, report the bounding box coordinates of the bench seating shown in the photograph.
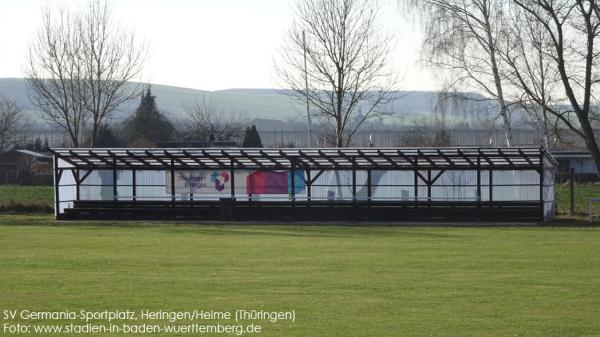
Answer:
[58,199,542,222]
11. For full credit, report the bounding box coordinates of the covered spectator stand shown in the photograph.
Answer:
[50,147,556,222]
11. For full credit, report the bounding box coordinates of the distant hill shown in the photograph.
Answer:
[0,78,498,128]
[0,78,304,124]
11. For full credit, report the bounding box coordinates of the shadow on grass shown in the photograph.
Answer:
[157,226,466,239]
[1,214,598,241]
[0,214,468,239]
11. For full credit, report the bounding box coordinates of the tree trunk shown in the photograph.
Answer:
[483,3,512,147]
[578,118,600,179]
[542,106,549,150]
[336,94,344,148]
[552,21,600,178]
[89,125,98,147]
[68,129,79,148]
[498,104,513,147]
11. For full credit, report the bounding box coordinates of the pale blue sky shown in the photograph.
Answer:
[0,0,438,91]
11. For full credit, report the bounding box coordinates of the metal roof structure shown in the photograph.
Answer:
[50,147,553,171]
[15,149,52,159]
[550,150,592,159]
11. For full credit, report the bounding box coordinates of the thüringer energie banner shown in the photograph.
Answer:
[166,170,305,195]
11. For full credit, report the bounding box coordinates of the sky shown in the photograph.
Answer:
[0,0,438,92]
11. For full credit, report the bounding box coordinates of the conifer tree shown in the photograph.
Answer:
[123,86,174,146]
[242,125,263,148]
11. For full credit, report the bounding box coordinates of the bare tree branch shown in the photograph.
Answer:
[404,0,514,146]
[0,96,24,152]
[25,0,146,147]
[276,0,398,147]
[180,94,248,144]
[513,0,600,176]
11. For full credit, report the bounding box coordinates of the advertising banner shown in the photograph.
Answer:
[166,170,305,195]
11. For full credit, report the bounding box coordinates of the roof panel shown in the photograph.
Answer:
[50,147,551,170]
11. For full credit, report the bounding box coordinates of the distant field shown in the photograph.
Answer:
[555,183,600,217]
[0,216,599,336]
[0,185,53,213]
[2,183,600,220]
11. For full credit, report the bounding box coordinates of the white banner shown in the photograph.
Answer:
[165,170,306,195]
[166,170,237,194]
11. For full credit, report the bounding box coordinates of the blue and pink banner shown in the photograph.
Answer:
[246,170,305,194]
[167,170,305,195]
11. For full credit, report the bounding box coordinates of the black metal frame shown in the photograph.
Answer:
[50,147,556,222]
[52,147,549,171]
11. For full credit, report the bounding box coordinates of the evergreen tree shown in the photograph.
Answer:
[242,126,250,146]
[93,124,124,147]
[123,86,174,146]
[242,125,263,148]
[252,125,263,147]
[34,137,42,151]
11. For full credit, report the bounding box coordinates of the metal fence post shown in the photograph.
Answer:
[230,158,235,220]
[539,148,544,221]
[367,169,372,202]
[75,169,80,201]
[132,169,136,202]
[230,159,235,198]
[306,169,312,202]
[290,160,296,220]
[113,158,117,213]
[53,155,60,217]
[569,168,575,216]
[352,158,357,220]
[170,158,175,217]
[477,155,481,221]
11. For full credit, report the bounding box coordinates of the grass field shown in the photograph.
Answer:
[555,183,600,216]
[0,185,53,213]
[0,215,599,336]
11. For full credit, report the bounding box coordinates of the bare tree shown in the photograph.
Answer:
[181,94,247,144]
[498,4,562,149]
[277,0,397,147]
[26,7,87,147]
[25,0,145,147]
[512,0,600,175]
[405,0,514,146]
[0,96,24,152]
[81,1,146,146]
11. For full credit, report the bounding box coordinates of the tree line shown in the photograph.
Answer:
[92,86,263,148]
[2,0,600,173]
[401,0,600,173]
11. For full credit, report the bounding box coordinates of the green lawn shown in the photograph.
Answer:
[0,185,53,213]
[555,183,600,217]
[0,215,599,336]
